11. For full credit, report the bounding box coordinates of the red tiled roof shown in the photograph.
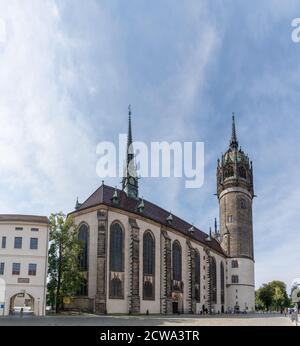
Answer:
[0,214,49,224]
[72,184,225,255]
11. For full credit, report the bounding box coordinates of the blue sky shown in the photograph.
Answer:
[0,0,300,291]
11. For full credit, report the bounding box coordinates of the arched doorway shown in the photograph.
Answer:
[10,292,34,315]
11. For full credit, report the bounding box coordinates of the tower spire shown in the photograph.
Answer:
[229,112,239,150]
[122,105,139,198]
[127,104,133,150]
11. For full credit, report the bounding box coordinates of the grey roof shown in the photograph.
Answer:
[0,214,49,224]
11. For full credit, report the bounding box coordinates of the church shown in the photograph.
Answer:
[68,111,255,315]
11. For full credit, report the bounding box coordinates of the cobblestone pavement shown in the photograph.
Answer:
[0,313,296,326]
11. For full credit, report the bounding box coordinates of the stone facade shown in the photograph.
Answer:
[69,113,255,314]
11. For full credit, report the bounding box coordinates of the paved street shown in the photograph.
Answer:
[0,313,297,326]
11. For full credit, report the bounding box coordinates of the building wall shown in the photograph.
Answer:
[73,206,229,314]
[226,257,255,312]
[0,220,48,316]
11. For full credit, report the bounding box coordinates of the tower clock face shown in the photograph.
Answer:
[129,177,135,185]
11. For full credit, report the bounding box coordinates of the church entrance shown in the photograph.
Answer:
[172,302,178,314]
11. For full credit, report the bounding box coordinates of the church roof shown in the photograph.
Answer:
[71,184,225,256]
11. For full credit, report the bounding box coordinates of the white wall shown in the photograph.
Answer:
[0,220,48,316]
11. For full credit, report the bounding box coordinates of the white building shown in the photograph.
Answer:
[0,214,49,316]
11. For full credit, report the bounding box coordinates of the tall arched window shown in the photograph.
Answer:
[78,224,89,271]
[195,250,201,302]
[220,262,225,304]
[110,223,124,272]
[143,231,155,299]
[224,165,234,178]
[172,241,182,282]
[209,256,217,304]
[143,231,155,275]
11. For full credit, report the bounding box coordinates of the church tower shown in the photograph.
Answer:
[217,114,255,312]
[122,106,139,198]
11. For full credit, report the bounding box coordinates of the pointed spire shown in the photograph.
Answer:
[127,104,133,150]
[75,197,81,210]
[229,112,239,150]
[122,105,139,198]
[214,217,217,234]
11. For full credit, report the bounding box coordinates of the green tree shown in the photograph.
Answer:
[256,280,290,311]
[47,212,83,313]
[256,284,273,310]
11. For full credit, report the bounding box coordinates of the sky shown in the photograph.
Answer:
[0,0,300,292]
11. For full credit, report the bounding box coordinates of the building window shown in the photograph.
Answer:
[1,236,6,249]
[78,224,89,271]
[209,256,217,304]
[143,231,155,300]
[0,262,4,275]
[232,275,239,284]
[227,215,234,223]
[111,277,122,297]
[14,237,22,249]
[109,222,124,299]
[231,260,239,268]
[238,166,246,179]
[240,199,246,209]
[172,241,182,282]
[195,250,201,302]
[110,223,124,272]
[30,238,38,250]
[31,228,39,232]
[28,263,37,276]
[76,278,88,296]
[224,165,234,178]
[15,227,23,231]
[220,262,225,304]
[12,263,20,275]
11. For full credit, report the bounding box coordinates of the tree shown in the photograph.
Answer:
[48,212,83,313]
[255,280,290,311]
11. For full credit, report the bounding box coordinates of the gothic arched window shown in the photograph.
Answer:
[239,166,246,179]
[224,165,234,179]
[209,256,217,304]
[110,222,124,272]
[143,231,155,276]
[172,241,182,282]
[111,277,122,297]
[143,231,155,299]
[144,280,153,299]
[220,262,225,304]
[78,223,89,271]
[195,250,201,302]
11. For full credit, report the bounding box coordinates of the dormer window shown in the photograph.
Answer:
[166,213,173,224]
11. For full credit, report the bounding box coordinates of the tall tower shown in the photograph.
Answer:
[217,114,255,312]
[122,105,139,198]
